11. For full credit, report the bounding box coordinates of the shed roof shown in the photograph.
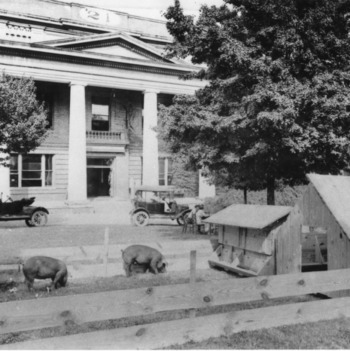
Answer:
[204,204,292,229]
[307,174,350,239]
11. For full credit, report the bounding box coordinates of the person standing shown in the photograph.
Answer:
[196,204,209,233]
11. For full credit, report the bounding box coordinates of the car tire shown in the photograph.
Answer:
[177,211,191,226]
[133,211,150,227]
[25,219,35,227]
[177,216,185,226]
[30,210,48,227]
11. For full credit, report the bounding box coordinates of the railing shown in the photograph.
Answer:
[86,130,127,143]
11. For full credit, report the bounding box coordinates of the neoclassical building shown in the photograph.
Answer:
[0,0,213,203]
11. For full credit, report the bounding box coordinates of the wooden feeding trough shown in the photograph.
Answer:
[205,204,300,277]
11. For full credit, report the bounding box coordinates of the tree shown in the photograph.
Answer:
[158,0,350,204]
[0,74,48,163]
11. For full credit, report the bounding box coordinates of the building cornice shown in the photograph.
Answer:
[0,40,199,77]
[0,56,207,95]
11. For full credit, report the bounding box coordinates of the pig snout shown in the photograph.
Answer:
[122,245,166,277]
[23,256,68,291]
[157,261,167,274]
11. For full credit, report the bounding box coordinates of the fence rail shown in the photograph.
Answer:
[4,296,350,350]
[1,267,350,349]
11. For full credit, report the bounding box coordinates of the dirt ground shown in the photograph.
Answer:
[0,219,343,349]
[0,218,217,291]
[0,219,230,346]
[0,266,228,303]
[0,221,191,249]
[0,220,208,266]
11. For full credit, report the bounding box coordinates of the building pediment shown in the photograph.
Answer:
[45,32,173,64]
[0,38,198,78]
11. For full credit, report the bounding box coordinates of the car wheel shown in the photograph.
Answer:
[30,210,48,227]
[25,219,35,227]
[177,211,190,226]
[177,216,185,226]
[133,211,150,227]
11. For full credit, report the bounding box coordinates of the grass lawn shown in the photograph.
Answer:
[166,317,350,349]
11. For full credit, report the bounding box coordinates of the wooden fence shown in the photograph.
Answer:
[1,265,350,349]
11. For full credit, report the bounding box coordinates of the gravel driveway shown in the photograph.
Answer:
[0,222,204,249]
[0,209,211,265]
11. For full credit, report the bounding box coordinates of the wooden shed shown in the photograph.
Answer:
[205,204,302,277]
[298,174,350,272]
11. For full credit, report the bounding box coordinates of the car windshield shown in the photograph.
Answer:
[134,190,174,202]
[159,192,174,201]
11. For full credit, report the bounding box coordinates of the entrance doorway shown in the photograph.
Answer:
[87,157,113,197]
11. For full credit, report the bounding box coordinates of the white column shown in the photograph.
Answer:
[67,82,87,202]
[0,153,10,201]
[142,89,159,185]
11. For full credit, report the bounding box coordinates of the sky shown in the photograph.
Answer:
[58,0,224,20]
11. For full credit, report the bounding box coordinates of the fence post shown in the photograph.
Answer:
[103,227,110,277]
[189,250,197,318]
[190,250,197,284]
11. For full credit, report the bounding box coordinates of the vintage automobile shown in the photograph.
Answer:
[130,185,200,227]
[0,197,49,227]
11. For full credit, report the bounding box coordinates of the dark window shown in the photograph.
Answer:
[167,159,173,185]
[10,155,18,187]
[10,154,53,187]
[159,158,165,186]
[22,155,42,187]
[92,96,110,131]
[36,83,54,129]
[159,158,173,186]
[45,155,53,186]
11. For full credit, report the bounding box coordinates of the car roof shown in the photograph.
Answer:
[135,185,177,192]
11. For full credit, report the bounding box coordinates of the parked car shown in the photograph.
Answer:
[130,186,200,227]
[0,197,49,227]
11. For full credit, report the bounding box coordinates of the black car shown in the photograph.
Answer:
[130,186,194,227]
[0,197,49,227]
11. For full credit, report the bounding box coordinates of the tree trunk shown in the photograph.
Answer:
[266,177,275,205]
[243,187,247,204]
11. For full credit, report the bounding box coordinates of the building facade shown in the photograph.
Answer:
[0,0,213,203]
